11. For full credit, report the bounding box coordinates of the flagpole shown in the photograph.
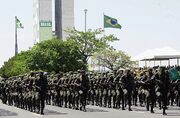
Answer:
[99,12,106,71]
[15,16,18,55]
[103,12,105,36]
[84,9,88,32]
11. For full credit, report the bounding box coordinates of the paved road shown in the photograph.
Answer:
[0,102,180,118]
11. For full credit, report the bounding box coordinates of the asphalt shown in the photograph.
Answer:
[0,102,180,118]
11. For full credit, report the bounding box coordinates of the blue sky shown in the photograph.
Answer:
[0,0,180,67]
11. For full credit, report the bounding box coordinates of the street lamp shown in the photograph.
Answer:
[84,9,88,32]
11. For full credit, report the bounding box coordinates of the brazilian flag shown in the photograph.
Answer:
[168,67,180,80]
[104,15,122,29]
[16,17,24,29]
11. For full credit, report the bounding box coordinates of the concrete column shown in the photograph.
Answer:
[168,59,170,66]
[145,61,147,67]
[177,58,179,66]
[160,60,162,66]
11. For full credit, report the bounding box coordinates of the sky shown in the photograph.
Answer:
[0,0,180,67]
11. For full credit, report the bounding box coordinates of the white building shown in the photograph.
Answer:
[33,0,53,43]
[55,0,74,40]
[33,0,74,42]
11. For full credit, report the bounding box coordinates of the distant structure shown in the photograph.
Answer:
[55,0,74,40]
[33,0,53,43]
[33,0,74,43]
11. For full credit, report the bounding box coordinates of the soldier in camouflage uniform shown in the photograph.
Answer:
[121,70,135,111]
[159,67,170,115]
[175,79,180,107]
[36,72,48,115]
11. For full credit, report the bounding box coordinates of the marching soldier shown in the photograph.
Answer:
[159,67,170,115]
[79,70,89,112]
[36,72,48,115]
[144,69,156,113]
[121,69,134,111]
[175,79,180,107]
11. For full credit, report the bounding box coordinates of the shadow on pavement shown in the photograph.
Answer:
[168,107,180,110]
[0,108,18,116]
[155,112,180,116]
[44,109,68,115]
[86,108,108,112]
[132,107,147,112]
[167,114,180,116]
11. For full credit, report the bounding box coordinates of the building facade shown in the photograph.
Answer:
[33,0,74,42]
[55,0,74,40]
[33,0,53,43]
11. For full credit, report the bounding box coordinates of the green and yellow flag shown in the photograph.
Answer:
[16,17,24,29]
[169,67,180,80]
[104,15,121,29]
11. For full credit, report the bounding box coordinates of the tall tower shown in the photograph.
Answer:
[33,0,53,43]
[55,0,74,40]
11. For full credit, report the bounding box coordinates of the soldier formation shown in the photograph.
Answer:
[84,67,180,115]
[0,67,180,115]
[0,72,47,115]
[46,70,89,112]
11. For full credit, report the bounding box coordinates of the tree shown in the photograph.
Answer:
[93,49,135,72]
[66,28,119,65]
[0,51,30,78]
[26,39,86,73]
[0,28,121,77]
[0,39,86,77]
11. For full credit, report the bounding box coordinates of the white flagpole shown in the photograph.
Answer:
[15,16,18,55]
[103,12,105,36]
[99,13,106,71]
